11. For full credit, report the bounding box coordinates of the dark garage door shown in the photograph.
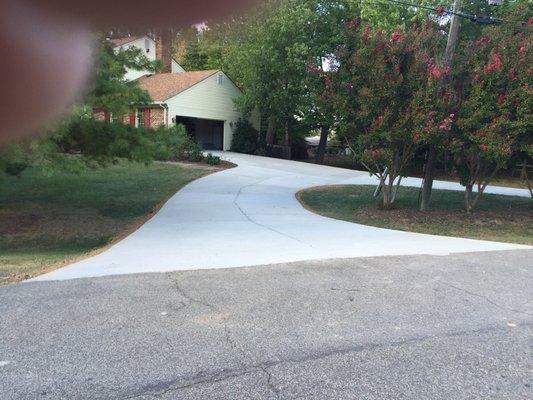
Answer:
[175,116,224,151]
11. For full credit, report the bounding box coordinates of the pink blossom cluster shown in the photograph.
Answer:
[430,66,451,79]
[484,52,503,73]
[391,31,403,42]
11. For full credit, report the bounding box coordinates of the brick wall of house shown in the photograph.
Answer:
[149,107,166,128]
[155,33,173,73]
[93,110,108,122]
[93,108,165,128]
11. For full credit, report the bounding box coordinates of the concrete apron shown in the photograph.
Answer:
[33,152,531,281]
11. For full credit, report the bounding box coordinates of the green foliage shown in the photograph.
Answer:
[224,0,359,136]
[230,119,261,154]
[0,145,30,177]
[153,124,203,162]
[172,129,204,162]
[87,37,160,116]
[450,15,532,211]
[50,118,156,166]
[334,22,445,207]
[204,153,221,166]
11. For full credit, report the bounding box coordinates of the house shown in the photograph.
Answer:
[136,70,258,151]
[99,35,259,151]
[109,35,186,81]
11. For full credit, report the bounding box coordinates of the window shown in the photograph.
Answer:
[145,38,150,53]
[137,109,151,128]
[217,74,225,85]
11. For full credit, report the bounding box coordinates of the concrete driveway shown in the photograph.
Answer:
[35,152,530,281]
[1,251,532,399]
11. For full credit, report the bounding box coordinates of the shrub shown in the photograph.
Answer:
[231,119,261,154]
[153,124,203,162]
[205,153,221,166]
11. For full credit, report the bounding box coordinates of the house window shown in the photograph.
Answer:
[137,109,151,128]
[145,38,150,53]
[217,74,225,85]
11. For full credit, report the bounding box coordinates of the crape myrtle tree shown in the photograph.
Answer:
[451,17,532,212]
[334,21,444,209]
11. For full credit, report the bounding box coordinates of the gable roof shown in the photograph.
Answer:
[110,36,141,47]
[137,70,220,101]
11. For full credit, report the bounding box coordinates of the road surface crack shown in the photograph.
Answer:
[167,276,280,399]
[233,177,315,249]
[404,268,533,317]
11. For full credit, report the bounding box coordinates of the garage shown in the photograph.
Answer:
[175,116,224,151]
[138,70,260,151]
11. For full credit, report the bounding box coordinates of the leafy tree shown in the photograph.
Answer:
[334,22,444,209]
[451,17,532,212]
[230,118,261,154]
[224,0,359,150]
[87,37,160,117]
[1,36,162,177]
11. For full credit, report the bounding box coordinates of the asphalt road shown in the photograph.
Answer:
[1,250,532,399]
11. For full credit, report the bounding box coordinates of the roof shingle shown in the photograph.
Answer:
[110,36,140,47]
[137,71,219,102]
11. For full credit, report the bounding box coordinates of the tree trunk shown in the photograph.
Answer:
[381,174,398,210]
[382,184,392,209]
[465,184,474,213]
[265,117,275,145]
[419,145,436,211]
[284,118,291,147]
[315,126,329,165]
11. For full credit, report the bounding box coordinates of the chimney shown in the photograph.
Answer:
[155,31,173,73]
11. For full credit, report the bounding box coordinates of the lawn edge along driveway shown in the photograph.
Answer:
[1,161,229,284]
[296,184,533,246]
[34,152,531,282]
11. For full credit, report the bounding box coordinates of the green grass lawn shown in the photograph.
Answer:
[0,161,213,284]
[298,185,533,245]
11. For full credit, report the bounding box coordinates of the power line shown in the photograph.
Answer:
[365,0,523,25]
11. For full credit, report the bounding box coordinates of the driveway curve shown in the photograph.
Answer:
[35,152,530,281]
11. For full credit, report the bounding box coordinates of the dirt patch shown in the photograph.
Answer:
[0,211,42,235]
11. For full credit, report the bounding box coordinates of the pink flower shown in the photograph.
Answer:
[391,31,403,42]
[436,6,446,16]
[363,26,371,40]
[375,115,385,126]
[430,66,451,79]
[480,144,488,152]
[438,117,452,131]
[485,51,503,73]
[498,94,507,106]
[413,133,422,141]
[508,68,518,81]
[474,36,491,47]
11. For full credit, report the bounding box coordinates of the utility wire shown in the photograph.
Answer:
[364,0,526,25]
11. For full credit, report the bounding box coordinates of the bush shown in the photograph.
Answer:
[153,124,203,162]
[51,119,205,165]
[52,119,156,165]
[231,119,261,154]
[205,153,221,166]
